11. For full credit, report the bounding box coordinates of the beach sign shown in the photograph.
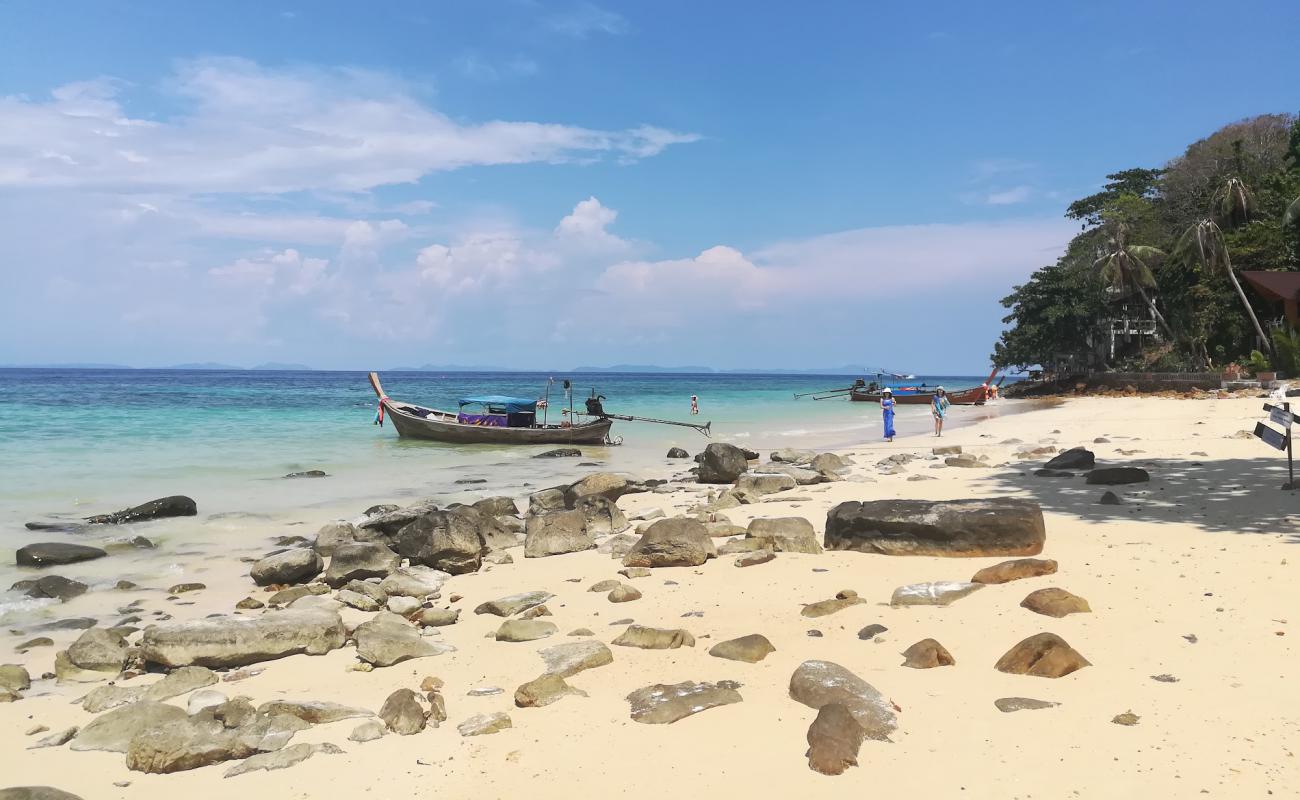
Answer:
[1270,405,1294,429]
[1254,420,1288,450]
[1258,403,1297,488]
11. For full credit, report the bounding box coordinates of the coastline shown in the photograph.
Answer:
[2,394,1297,798]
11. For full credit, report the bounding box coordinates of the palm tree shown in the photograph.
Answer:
[1092,222,1175,341]
[1212,176,1255,226]
[1174,218,1272,358]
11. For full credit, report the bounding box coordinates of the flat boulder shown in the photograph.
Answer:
[70,701,188,752]
[806,703,865,776]
[357,502,437,538]
[495,619,558,642]
[900,638,955,668]
[140,609,347,668]
[514,674,587,708]
[395,508,487,574]
[1086,467,1149,485]
[622,518,717,568]
[15,543,106,568]
[524,509,595,558]
[1044,447,1095,470]
[802,590,866,618]
[626,681,742,724]
[250,549,323,586]
[891,581,983,607]
[21,574,88,601]
[788,660,897,740]
[735,549,775,567]
[474,590,553,617]
[85,495,197,524]
[747,517,822,554]
[971,558,1058,585]
[995,697,1060,713]
[472,496,520,518]
[66,628,128,672]
[612,625,695,649]
[258,700,372,724]
[323,542,399,587]
[698,443,750,484]
[457,712,511,737]
[356,612,455,667]
[538,640,613,677]
[994,632,1090,678]
[735,473,796,496]
[379,566,450,598]
[771,448,815,464]
[564,472,632,508]
[824,498,1045,557]
[708,634,775,663]
[1020,587,1091,617]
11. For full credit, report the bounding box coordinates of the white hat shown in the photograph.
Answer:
[936,385,945,391]
[881,387,892,394]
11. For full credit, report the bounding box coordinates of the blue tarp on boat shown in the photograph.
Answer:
[457,395,538,413]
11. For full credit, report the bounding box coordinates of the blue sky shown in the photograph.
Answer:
[1,0,1297,371]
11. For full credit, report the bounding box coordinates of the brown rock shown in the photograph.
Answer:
[806,703,865,776]
[608,584,642,603]
[1020,588,1091,617]
[708,634,775,663]
[612,625,695,649]
[514,674,587,708]
[971,558,1058,585]
[735,549,775,567]
[994,633,1090,678]
[378,689,427,735]
[824,498,1045,557]
[900,638,954,668]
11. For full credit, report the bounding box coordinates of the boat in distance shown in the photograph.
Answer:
[368,372,613,445]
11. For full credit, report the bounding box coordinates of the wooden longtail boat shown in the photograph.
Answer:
[848,368,1000,406]
[368,373,613,445]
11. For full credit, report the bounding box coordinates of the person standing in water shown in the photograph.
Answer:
[880,387,896,442]
[690,395,699,415]
[931,386,950,436]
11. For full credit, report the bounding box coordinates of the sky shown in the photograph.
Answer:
[1,1,1297,373]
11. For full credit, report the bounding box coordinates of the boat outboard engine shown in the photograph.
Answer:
[585,392,607,417]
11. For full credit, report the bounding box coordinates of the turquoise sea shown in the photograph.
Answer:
[0,368,1011,620]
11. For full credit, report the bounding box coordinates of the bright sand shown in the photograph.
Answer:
[2,395,1298,798]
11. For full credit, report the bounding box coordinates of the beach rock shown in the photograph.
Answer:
[222,741,342,777]
[395,508,487,575]
[933,445,962,456]
[538,640,614,677]
[666,447,690,459]
[994,633,1090,678]
[608,584,642,603]
[188,690,228,714]
[619,566,653,578]
[945,454,984,468]
[66,628,128,673]
[735,549,776,567]
[577,496,630,536]
[746,517,822,554]
[1034,469,1074,478]
[168,582,206,594]
[81,665,217,713]
[857,624,887,640]
[379,566,450,598]
[1112,711,1140,726]
[236,597,265,610]
[472,496,520,518]
[806,703,865,776]
[1020,588,1091,617]
[788,660,897,739]
[708,634,775,663]
[0,788,85,799]
[811,452,848,473]
[891,581,983,607]
[1043,448,1094,470]
[457,712,511,737]
[535,447,581,459]
[824,498,1045,557]
[622,518,717,568]
[27,727,79,749]
[283,470,328,479]
[323,542,399,587]
[356,612,455,667]
[379,689,427,734]
[564,472,632,508]
[515,673,587,707]
[718,538,765,555]
[348,721,385,742]
[22,575,88,601]
[0,665,31,692]
[900,638,955,668]
[528,488,567,516]
[85,495,197,524]
[767,448,811,464]
[1098,491,1122,505]
[386,595,421,615]
[140,608,347,668]
[1086,467,1150,485]
[705,520,747,537]
[736,473,797,496]
[971,558,1058,585]
[312,521,358,556]
[802,590,867,618]
[343,579,387,606]
[474,590,553,617]
[15,543,107,568]
[495,618,558,642]
[524,509,595,558]
[754,463,826,485]
[626,681,742,724]
[597,533,639,557]
[70,701,188,752]
[612,625,695,649]
[412,607,460,627]
[250,549,323,586]
[123,711,308,773]
[995,697,1059,713]
[698,443,750,484]
[357,502,437,538]
[258,700,372,725]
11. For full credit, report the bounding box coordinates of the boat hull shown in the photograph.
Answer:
[850,386,987,405]
[384,400,614,444]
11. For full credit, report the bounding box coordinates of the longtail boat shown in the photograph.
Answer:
[848,367,1000,406]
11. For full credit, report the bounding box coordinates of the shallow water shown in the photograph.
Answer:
[0,368,1011,622]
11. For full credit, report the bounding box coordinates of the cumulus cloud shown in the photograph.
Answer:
[985,185,1034,205]
[0,57,698,195]
[547,4,628,38]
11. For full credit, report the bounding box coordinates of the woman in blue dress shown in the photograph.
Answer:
[880,387,896,442]
[931,386,950,437]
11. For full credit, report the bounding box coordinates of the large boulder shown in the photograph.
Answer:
[355,612,455,667]
[395,508,486,575]
[313,521,358,556]
[85,495,197,524]
[250,549,323,586]
[735,473,797,496]
[697,443,750,484]
[788,660,897,740]
[824,498,1045,557]
[323,542,399,587]
[564,473,633,508]
[747,517,822,554]
[994,633,1090,678]
[528,488,567,516]
[379,689,427,734]
[472,496,520,518]
[357,502,438,538]
[66,628,128,673]
[139,609,347,668]
[70,701,189,752]
[626,681,742,724]
[1043,448,1095,470]
[576,496,630,536]
[15,543,106,568]
[523,510,595,558]
[622,518,717,568]
[123,709,309,773]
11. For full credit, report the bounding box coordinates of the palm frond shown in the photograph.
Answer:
[1213,176,1255,226]
[1285,195,1300,228]
[1174,219,1230,274]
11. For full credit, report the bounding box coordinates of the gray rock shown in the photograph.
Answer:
[379,566,450,598]
[1098,491,1122,505]
[258,700,373,724]
[538,640,614,678]
[355,612,455,667]
[735,473,797,496]
[746,517,822,554]
[857,624,888,640]
[15,543,107,568]
[612,625,695,649]
[564,472,633,508]
[473,590,554,617]
[1044,447,1095,470]
[698,442,750,483]
[995,697,1060,713]
[666,447,690,458]
[66,628,128,673]
[140,609,347,668]
[27,726,79,750]
[788,660,897,740]
[890,581,984,607]
[412,607,460,627]
[85,495,197,524]
[622,518,717,568]
[523,509,595,558]
[0,664,32,692]
[528,487,567,516]
[734,549,776,567]
[801,590,866,618]
[395,508,487,575]
[577,496,630,536]
[608,583,642,603]
[70,701,188,752]
[21,575,88,601]
[597,533,639,557]
[495,619,558,642]
[348,720,385,742]
[825,498,1046,557]
[0,788,85,799]
[250,549,323,586]
[770,448,816,464]
[313,521,358,556]
[534,447,582,459]
[457,712,511,736]
[514,674,587,707]
[123,711,308,773]
[323,543,399,588]
[379,689,427,734]
[223,742,342,778]
[336,589,383,613]
[626,681,742,723]
[472,496,521,517]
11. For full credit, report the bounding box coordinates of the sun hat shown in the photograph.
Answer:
[882,387,892,394]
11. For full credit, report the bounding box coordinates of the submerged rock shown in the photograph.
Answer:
[15,543,107,568]
[824,498,1045,557]
[788,660,897,740]
[626,681,742,724]
[535,448,581,459]
[21,575,88,601]
[85,495,197,524]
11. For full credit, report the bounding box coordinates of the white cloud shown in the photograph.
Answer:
[0,57,697,195]
[985,185,1035,205]
[547,4,628,38]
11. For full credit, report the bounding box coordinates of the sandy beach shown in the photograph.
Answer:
[3,394,1298,799]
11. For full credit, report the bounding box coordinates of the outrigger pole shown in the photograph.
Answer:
[592,411,712,437]
[794,378,868,400]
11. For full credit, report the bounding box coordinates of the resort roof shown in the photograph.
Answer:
[1241,271,1300,302]
[457,395,538,413]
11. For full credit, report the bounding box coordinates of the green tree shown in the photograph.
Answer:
[1065,168,1164,228]
[1173,218,1271,357]
[1092,221,1175,341]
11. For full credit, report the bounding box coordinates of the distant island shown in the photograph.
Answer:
[0,362,135,369]
[252,362,313,371]
[166,362,246,370]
